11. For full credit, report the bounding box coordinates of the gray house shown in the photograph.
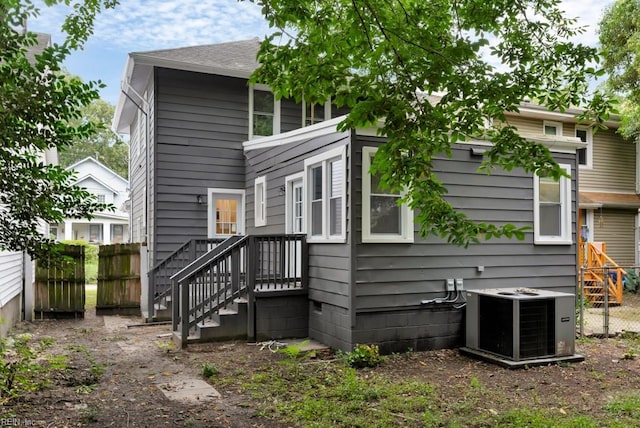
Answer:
[114,39,583,353]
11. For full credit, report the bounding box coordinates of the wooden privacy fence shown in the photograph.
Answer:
[35,244,85,319]
[97,243,141,315]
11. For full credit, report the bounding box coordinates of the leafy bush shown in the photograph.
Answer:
[624,271,640,293]
[201,362,219,379]
[344,344,385,368]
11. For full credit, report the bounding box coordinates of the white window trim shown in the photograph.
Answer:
[575,125,593,170]
[248,84,281,139]
[285,172,306,234]
[303,145,347,243]
[302,99,332,127]
[207,188,246,238]
[362,147,414,243]
[543,120,563,136]
[254,175,267,227]
[533,164,572,245]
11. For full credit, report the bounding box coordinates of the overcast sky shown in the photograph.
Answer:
[30,0,613,106]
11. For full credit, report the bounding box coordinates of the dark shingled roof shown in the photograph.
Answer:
[132,38,261,75]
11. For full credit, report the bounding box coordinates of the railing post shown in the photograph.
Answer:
[247,236,256,342]
[172,278,179,332]
[301,235,309,289]
[148,270,155,322]
[231,246,240,301]
[180,279,189,349]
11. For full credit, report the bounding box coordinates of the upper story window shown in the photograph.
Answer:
[575,126,593,169]
[254,176,267,227]
[97,194,106,204]
[362,147,414,243]
[304,146,346,242]
[534,164,572,245]
[303,100,331,126]
[543,120,563,136]
[249,85,281,139]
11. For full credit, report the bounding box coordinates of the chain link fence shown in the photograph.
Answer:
[578,265,640,338]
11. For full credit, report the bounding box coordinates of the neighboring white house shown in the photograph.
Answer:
[50,157,129,244]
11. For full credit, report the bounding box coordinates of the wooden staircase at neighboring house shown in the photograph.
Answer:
[579,242,625,307]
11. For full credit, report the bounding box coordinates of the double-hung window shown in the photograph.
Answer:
[249,85,280,139]
[533,164,572,245]
[254,176,267,227]
[304,146,346,242]
[303,100,331,126]
[362,147,413,243]
[575,126,592,169]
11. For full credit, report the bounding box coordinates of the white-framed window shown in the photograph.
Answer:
[96,194,106,204]
[49,225,58,240]
[249,84,281,139]
[543,120,563,136]
[207,188,245,237]
[302,100,331,127]
[111,224,125,242]
[285,172,305,234]
[89,224,103,243]
[533,164,572,245]
[362,147,414,243]
[254,176,267,227]
[303,146,346,242]
[575,126,593,169]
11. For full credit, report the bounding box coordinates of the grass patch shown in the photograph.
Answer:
[85,285,97,308]
[232,353,640,428]
[244,360,440,427]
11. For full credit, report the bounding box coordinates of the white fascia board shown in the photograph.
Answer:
[73,173,120,194]
[243,115,349,151]
[113,54,136,133]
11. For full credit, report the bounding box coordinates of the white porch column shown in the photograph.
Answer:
[64,220,73,241]
[103,221,112,245]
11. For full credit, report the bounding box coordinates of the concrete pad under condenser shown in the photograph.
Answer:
[157,378,221,403]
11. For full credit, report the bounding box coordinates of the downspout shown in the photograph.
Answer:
[120,85,149,250]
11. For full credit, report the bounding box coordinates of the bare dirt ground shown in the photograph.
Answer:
[4,306,640,427]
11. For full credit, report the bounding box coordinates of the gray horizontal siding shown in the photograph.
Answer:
[244,132,352,314]
[352,135,578,312]
[153,69,248,263]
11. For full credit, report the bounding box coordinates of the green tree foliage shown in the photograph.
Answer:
[0,0,118,262]
[59,98,129,178]
[247,0,612,246]
[599,0,640,141]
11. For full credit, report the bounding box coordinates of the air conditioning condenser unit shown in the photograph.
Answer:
[461,288,584,368]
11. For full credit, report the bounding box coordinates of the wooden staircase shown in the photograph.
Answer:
[579,242,624,307]
[171,234,308,348]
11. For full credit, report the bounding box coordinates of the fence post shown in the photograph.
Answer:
[603,266,609,338]
[579,267,585,338]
